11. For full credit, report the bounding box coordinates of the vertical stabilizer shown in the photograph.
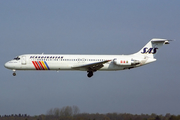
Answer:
[134,38,171,58]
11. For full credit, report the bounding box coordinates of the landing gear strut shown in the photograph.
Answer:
[87,71,93,78]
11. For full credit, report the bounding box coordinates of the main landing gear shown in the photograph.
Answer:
[87,71,93,78]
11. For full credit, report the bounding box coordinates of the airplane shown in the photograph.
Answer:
[4,38,171,78]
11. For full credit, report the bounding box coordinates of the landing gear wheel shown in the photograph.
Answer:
[87,71,93,78]
[13,72,16,76]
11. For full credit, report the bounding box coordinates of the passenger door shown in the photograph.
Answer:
[21,56,26,65]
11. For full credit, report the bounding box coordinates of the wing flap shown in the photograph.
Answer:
[72,60,111,71]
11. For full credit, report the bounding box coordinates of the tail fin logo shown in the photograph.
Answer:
[141,47,158,54]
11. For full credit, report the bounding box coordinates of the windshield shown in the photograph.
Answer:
[14,56,20,60]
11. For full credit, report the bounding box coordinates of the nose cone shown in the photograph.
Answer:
[4,62,13,69]
[4,62,9,68]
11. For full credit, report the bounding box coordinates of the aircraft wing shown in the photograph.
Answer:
[72,60,111,71]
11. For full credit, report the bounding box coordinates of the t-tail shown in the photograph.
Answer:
[132,38,171,65]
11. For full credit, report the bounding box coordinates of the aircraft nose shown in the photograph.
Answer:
[4,62,9,68]
[4,62,12,69]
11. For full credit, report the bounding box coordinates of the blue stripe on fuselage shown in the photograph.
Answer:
[44,61,50,70]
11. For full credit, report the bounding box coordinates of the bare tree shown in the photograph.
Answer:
[60,106,72,117]
[46,108,53,115]
[72,105,80,116]
[53,108,60,116]
[47,105,80,117]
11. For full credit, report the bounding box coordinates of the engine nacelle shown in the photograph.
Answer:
[113,59,140,66]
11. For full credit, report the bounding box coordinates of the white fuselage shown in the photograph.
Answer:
[5,54,150,71]
[4,38,170,77]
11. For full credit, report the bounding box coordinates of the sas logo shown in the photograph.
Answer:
[141,47,158,54]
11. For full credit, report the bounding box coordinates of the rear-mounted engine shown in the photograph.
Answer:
[113,58,140,66]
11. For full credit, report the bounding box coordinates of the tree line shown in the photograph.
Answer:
[0,106,180,120]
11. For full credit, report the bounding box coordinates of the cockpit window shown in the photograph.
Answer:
[14,57,20,60]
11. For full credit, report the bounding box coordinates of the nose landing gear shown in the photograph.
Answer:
[12,70,16,76]
[13,72,16,76]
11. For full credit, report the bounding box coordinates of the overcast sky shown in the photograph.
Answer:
[1,0,180,116]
